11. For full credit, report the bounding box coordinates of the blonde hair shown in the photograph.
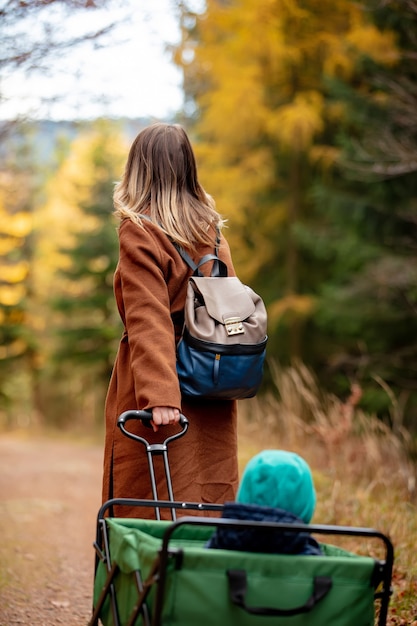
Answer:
[113,123,224,249]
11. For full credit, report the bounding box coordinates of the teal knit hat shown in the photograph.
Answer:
[236,450,316,524]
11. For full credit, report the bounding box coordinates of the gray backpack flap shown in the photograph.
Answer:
[176,255,268,400]
[186,276,267,346]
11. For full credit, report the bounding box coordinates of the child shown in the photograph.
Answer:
[206,449,322,555]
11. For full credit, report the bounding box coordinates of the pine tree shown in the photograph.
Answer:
[309,0,417,424]
[50,120,126,423]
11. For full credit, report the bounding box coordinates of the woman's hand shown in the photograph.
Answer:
[151,407,180,432]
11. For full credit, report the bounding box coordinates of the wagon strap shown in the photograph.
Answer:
[227,569,333,616]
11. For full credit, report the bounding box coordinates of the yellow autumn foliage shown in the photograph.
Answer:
[0,211,32,238]
[0,238,23,256]
[0,284,26,307]
[346,23,399,66]
[1,262,29,284]
[176,0,400,285]
[268,92,325,151]
[0,338,27,359]
[268,294,317,326]
[309,145,341,169]
[0,175,33,308]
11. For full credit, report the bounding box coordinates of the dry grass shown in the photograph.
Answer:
[238,361,417,624]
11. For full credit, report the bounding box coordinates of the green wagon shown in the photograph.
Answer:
[89,411,394,626]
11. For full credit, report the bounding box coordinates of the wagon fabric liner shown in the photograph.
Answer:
[92,515,391,626]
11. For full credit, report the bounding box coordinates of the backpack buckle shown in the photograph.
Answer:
[225,317,244,336]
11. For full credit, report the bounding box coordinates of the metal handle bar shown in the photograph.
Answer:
[116,409,189,520]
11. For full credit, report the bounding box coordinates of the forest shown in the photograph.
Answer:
[1,0,416,437]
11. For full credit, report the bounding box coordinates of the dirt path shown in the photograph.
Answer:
[0,432,104,626]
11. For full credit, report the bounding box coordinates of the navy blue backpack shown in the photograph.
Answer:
[174,243,268,400]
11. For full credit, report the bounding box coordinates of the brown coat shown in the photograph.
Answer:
[102,218,239,518]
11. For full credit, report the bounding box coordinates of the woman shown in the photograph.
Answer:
[102,123,239,518]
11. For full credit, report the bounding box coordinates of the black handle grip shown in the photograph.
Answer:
[118,409,152,428]
[227,570,332,617]
[117,410,188,445]
[117,409,186,426]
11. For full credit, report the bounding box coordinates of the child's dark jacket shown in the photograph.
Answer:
[206,502,322,555]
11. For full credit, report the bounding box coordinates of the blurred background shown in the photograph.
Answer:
[1,0,416,437]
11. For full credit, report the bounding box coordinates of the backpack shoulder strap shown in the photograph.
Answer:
[172,242,199,273]
[173,244,228,277]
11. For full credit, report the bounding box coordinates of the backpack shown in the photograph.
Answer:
[174,240,268,400]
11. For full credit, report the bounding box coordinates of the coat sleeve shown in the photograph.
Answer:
[118,220,182,411]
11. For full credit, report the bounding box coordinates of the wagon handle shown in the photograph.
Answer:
[227,570,332,617]
[117,409,188,445]
[116,410,189,521]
